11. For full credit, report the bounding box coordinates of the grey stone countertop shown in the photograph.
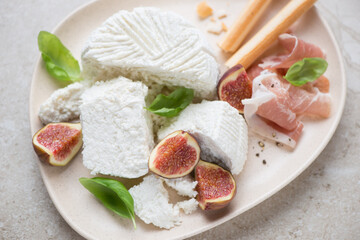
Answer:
[0,0,359,239]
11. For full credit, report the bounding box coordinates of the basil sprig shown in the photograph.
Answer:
[38,31,81,82]
[79,177,136,228]
[146,87,194,117]
[284,57,328,86]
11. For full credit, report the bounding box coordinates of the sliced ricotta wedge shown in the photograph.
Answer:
[80,77,153,178]
[81,7,219,99]
[129,175,181,229]
[158,100,248,175]
[38,82,88,124]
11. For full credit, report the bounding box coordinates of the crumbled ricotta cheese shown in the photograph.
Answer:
[176,198,198,214]
[129,175,181,229]
[81,7,219,99]
[80,77,153,178]
[217,9,227,19]
[38,82,87,124]
[163,175,198,198]
[221,22,228,32]
[206,21,224,35]
[158,100,248,175]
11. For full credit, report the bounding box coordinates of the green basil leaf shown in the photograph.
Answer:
[38,31,81,82]
[79,177,136,228]
[284,57,328,86]
[146,87,194,117]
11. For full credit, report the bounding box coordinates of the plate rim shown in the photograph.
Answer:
[29,1,347,239]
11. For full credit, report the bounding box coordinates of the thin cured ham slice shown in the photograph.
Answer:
[242,71,303,148]
[259,33,326,70]
[302,75,330,93]
[256,74,299,131]
[287,80,331,118]
[255,72,331,128]
[247,63,264,81]
[242,70,331,148]
[242,34,331,148]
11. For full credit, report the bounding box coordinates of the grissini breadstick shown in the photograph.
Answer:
[226,0,317,69]
[218,0,272,53]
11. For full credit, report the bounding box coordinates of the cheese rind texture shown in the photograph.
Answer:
[38,82,88,124]
[81,7,219,99]
[158,100,248,175]
[129,175,181,229]
[80,77,153,178]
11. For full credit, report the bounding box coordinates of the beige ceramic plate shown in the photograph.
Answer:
[29,0,346,239]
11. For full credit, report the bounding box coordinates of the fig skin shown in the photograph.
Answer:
[32,122,82,166]
[217,64,252,113]
[149,130,201,179]
[195,160,236,210]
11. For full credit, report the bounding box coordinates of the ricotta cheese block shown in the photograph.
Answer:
[80,77,153,178]
[81,7,219,99]
[158,100,248,175]
[38,82,88,124]
[129,175,181,229]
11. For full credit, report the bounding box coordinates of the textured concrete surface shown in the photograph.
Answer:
[0,0,359,239]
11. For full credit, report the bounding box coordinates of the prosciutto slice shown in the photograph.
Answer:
[242,70,331,148]
[302,75,330,93]
[242,71,303,148]
[259,33,326,70]
[242,34,331,148]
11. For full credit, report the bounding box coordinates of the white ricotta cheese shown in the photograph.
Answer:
[176,198,198,214]
[38,82,88,124]
[81,7,219,99]
[80,77,153,178]
[206,21,223,35]
[129,175,181,229]
[163,175,198,198]
[158,100,248,175]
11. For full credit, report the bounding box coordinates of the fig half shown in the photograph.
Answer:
[32,122,82,166]
[149,130,200,179]
[217,64,252,113]
[195,160,236,210]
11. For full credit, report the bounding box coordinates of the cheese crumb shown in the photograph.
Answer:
[197,1,213,19]
[176,199,198,214]
[206,21,223,35]
[217,9,227,19]
[163,176,198,198]
[129,175,181,229]
[38,82,88,124]
[221,22,228,32]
